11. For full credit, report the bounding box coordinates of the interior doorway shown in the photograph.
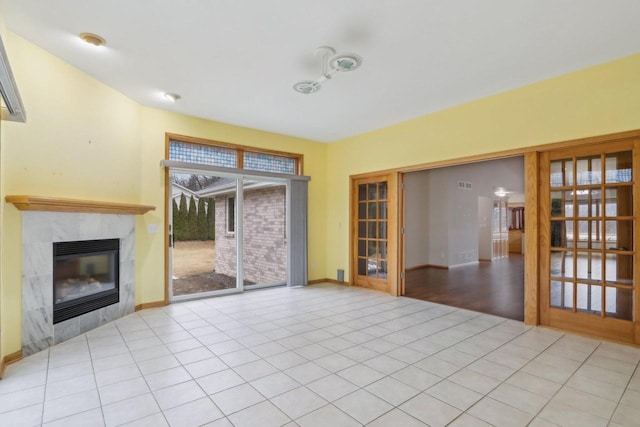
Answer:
[401,156,526,320]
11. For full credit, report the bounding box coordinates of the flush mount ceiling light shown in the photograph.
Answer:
[293,46,362,94]
[163,92,181,102]
[79,32,106,47]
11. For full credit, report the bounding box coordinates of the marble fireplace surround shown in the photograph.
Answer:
[7,196,155,356]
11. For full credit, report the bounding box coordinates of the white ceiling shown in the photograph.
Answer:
[1,0,639,143]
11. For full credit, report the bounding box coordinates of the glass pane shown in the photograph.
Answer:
[551,159,573,187]
[605,151,632,183]
[605,220,632,250]
[605,253,633,285]
[367,258,377,276]
[368,202,377,219]
[379,182,388,200]
[358,240,366,257]
[367,240,377,258]
[577,283,602,314]
[605,187,633,217]
[368,183,377,200]
[551,220,573,248]
[550,280,573,310]
[379,202,388,219]
[576,252,602,282]
[358,221,366,238]
[378,221,387,239]
[576,156,602,185]
[576,189,601,218]
[379,261,388,279]
[576,220,603,249]
[358,258,367,275]
[551,191,572,217]
[358,184,367,201]
[379,241,387,259]
[368,222,377,239]
[358,203,366,219]
[550,251,573,279]
[605,287,632,320]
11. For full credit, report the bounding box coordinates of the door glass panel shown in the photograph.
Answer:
[356,180,389,281]
[367,240,377,258]
[605,220,632,250]
[576,189,601,217]
[550,280,573,309]
[606,287,633,320]
[368,183,378,200]
[358,240,366,257]
[358,184,367,201]
[605,187,633,217]
[576,156,602,185]
[379,261,388,279]
[577,283,601,314]
[379,202,388,219]
[358,203,366,219]
[551,191,572,217]
[378,222,387,239]
[358,258,366,275]
[605,151,632,183]
[547,147,634,327]
[551,159,573,187]
[605,253,633,285]
[170,173,239,299]
[358,221,366,238]
[368,202,377,219]
[550,251,573,279]
[551,220,573,248]
[576,252,601,282]
[379,182,388,199]
[368,222,377,239]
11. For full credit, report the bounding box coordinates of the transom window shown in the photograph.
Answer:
[167,134,302,175]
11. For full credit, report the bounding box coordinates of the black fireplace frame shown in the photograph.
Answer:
[53,238,120,324]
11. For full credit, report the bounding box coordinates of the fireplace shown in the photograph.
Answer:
[53,238,120,324]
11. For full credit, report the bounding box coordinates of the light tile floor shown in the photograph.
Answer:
[2,283,640,426]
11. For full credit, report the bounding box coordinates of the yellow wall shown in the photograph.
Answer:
[0,32,327,359]
[324,53,640,279]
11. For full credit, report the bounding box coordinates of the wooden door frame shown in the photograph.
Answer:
[350,130,640,334]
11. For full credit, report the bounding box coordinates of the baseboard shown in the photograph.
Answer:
[0,350,23,380]
[135,300,168,311]
[405,264,430,271]
[449,261,479,269]
[406,264,450,270]
[308,278,350,286]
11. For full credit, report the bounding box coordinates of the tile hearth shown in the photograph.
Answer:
[2,283,640,426]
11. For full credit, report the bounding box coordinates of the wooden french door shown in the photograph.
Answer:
[540,139,640,343]
[352,173,398,294]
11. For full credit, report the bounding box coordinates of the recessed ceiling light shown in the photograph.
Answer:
[163,93,181,102]
[79,32,106,47]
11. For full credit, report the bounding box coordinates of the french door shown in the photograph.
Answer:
[540,139,640,342]
[352,173,398,294]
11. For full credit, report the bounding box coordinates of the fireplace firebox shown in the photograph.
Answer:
[53,238,119,324]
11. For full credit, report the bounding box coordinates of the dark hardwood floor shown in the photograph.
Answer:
[404,255,524,321]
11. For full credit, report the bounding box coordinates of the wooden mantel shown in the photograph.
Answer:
[5,195,155,215]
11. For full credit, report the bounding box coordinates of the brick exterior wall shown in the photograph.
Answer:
[215,186,286,284]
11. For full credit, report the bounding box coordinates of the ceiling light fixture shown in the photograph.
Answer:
[294,46,362,94]
[163,92,181,102]
[79,32,106,47]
